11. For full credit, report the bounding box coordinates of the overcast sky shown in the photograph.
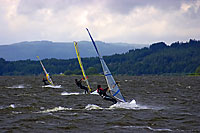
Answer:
[0,0,200,45]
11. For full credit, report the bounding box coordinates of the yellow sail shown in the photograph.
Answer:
[37,56,54,86]
[74,41,91,93]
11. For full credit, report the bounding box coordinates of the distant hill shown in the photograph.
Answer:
[0,39,199,76]
[0,41,146,61]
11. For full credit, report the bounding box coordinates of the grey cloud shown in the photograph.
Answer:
[16,0,200,16]
[104,0,191,14]
[17,0,46,15]
[1,0,200,45]
[17,0,97,15]
[185,4,200,19]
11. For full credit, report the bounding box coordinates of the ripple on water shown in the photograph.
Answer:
[113,125,172,132]
[0,76,199,132]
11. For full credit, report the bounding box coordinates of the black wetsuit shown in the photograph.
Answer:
[75,79,89,94]
[42,78,49,85]
[97,87,117,104]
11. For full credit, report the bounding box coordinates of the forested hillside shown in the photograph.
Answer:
[0,39,200,76]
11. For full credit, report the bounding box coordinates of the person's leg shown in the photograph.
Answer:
[81,86,89,94]
[85,87,89,94]
[112,98,117,104]
[103,95,117,104]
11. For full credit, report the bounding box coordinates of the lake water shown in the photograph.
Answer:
[0,75,199,132]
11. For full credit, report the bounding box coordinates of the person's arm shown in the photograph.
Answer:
[81,77,86,81]
[104,87,109,93]
[97,88,100,93]
[78,79,82,83]
[107,87,111,94]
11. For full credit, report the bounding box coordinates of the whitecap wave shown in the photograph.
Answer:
[36,121,46,124]
[42,85,62,88]
[9,104,15,108]
[85,104,103,110]
[0,104,15,110]
[61,92,83,95]
[1,104,29,110]
[91,90,98,95]
[146,126,172,132]
[7,85,26,89]
[109,99,149,110]
[38,106,72,113]
[84,100,150,110]
[12,111,22,114]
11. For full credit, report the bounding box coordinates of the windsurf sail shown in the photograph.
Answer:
[37,56,54,86]
[86,28,126,102]
[74,41,92,93]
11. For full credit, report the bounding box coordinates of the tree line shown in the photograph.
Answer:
[0,39,200,76]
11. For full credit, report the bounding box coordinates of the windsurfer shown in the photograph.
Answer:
[42,77,49,85]
[97,85,117,104]
[75,79,89,94]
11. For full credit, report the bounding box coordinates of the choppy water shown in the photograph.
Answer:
[0,75,199,132]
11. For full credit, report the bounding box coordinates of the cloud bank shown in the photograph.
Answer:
[0,0,200,45]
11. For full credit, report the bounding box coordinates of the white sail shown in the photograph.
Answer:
[86,28,126,102]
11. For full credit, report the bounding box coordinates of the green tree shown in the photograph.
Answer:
[73,69,82,75]
[1,39,200,76]
[64,70,73,75]
[195,66,200,74]
[86,67,97,75]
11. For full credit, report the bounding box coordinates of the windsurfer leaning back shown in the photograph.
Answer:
[75,79,89,94]
[42,77,49,85]
[97,85,117,104]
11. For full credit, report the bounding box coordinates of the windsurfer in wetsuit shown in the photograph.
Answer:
[75,79,89,94]
[97,85,117,104]
[42,77,49,85]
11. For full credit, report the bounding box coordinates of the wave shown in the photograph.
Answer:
[61,92,84,96]
[16,93,33,97]
[0,104,28,114]
[9,104,15,108]
[83,100,150,111]
[61,90,98,96]
[90,90,98,95]
[0,104,17,109]
[109,99,149,110]
[113,125,172,132]
[7,84,31,89]
[42,85,62,88]
[85,104,103,110]
[38,106,72,113]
